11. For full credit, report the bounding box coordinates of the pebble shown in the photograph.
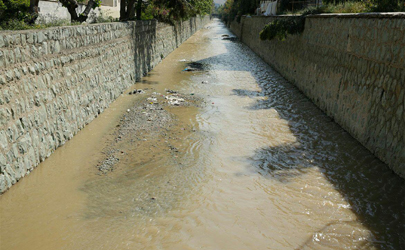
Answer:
[165,95,185,106]
[147,97,157,102]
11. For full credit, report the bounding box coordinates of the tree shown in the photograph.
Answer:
[120,0,136,20]
[120,0,149,21]
[1,0,100,24]
[136,0,142,20]
[150,0,212,21]
[58,0,101,22]
[28,0,39,23]
[219,0,234,22]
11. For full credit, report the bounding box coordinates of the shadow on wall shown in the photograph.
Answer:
[231,16,405,178]
[131,20,158,81]
[136,71,160,85]
[193,39,405,249]
[130,18,201,81]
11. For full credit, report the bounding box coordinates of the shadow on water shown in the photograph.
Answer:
[136,79,160,85]
[245,86,405,249]
[193,39,405,249]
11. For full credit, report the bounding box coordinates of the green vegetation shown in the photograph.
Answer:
[219,0,405,24]
[0,0,101,28]
[259,0,405,41]
[0,18,82,30]
[280,0,405,15]
[0,0,31,25]
[322,0,405,12]
[280,1,369,15]
[0,0,213,30]
[259,7,323,41]
[219,0,260,23]
[259,16,304,41]
[119,0,213,23]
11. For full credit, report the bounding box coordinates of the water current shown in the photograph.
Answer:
[0,19,404,250]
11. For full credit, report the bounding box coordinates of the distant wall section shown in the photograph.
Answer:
[230,14,405,177]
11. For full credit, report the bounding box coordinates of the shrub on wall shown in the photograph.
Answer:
[259,7,322,41]
[259,17,304,41]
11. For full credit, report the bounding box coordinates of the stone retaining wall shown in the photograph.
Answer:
[230,14,404,178]
[0,16,211,193]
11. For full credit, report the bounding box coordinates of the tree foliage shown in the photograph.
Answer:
[259,17,304,41]
[259,7,327,41]
[120,0,213,22]
[258,1,405,42]
[0,0,30,22]
[219,0,259,23]
[1,0,213,29]
[220,0,404,20]
[151,0,213,22]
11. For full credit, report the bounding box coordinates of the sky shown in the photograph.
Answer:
[214,0,226,5]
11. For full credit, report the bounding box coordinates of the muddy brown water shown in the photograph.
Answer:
[1,19,404,250]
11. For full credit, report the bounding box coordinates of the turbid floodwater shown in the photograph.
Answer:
[0,19,404,250]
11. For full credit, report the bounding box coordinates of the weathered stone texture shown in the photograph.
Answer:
[230,14,404,178]
[0,16,210,193]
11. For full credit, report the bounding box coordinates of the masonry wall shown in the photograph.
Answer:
[0,16,211,193]
[230,14,405,178]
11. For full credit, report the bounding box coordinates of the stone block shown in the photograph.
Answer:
[17,135,31,154]
[0,75,6,85]
[0,175,6,193]
[0,35,4,48]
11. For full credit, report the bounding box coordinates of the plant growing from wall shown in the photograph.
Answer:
[259,7,324,41]
[259,16,304,41]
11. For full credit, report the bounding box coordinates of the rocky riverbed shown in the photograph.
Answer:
[97,89,204,174]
